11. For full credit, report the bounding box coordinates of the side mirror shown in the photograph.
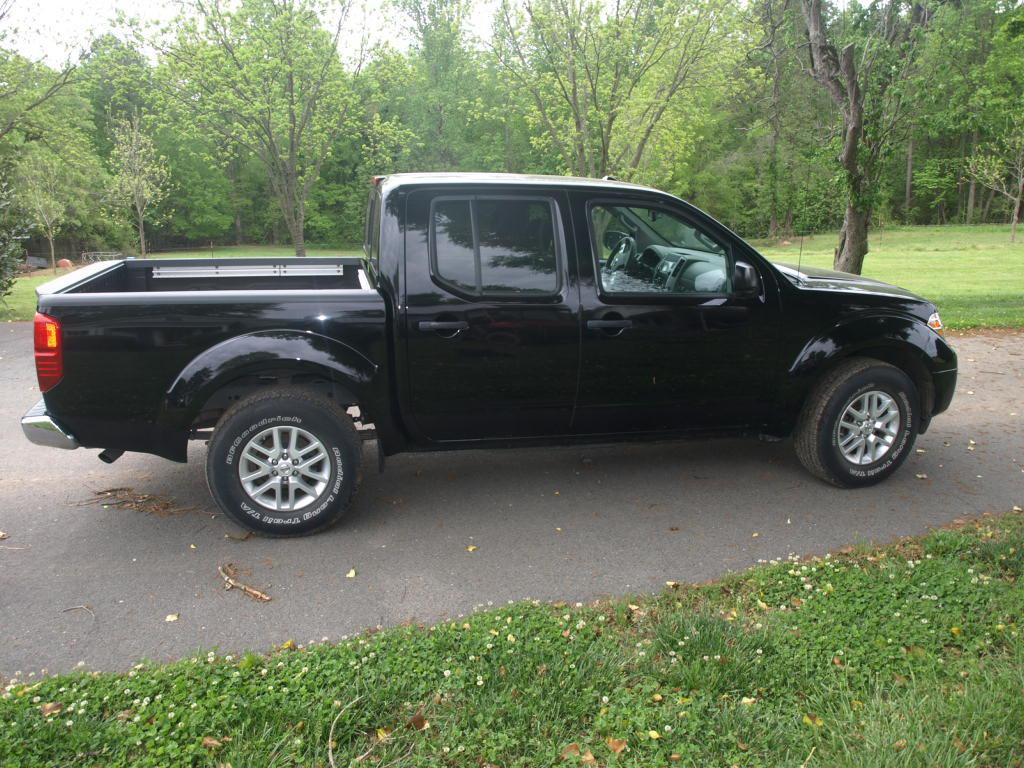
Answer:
[603,229,629,250]
[732,261,761,297]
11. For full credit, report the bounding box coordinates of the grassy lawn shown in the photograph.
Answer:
[4,227,1022,327]
[2,511,1022,767]
[755,224,1024,328]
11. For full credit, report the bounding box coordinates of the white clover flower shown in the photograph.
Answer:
[443,670,452,678]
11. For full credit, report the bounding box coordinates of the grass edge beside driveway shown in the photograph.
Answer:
[2,509,1022,767]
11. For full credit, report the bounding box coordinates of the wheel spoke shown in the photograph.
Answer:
[836,389,903,467]
[238,424,331,514]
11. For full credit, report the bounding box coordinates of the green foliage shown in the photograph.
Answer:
[0,0,1023,261]
[0,181,24,305]
[2,512,1022,767]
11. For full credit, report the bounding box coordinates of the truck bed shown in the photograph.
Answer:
[37,256,372,298]
[33,256,388,461]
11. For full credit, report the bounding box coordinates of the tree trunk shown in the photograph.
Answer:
[904,137,913,217]
[966,128,979,223]
[48,235,56,274]
[834,203,870,274]
[136,210,147,258]
[982,187,995,221]
[234,212,243,245]
[1012,184,1022,243]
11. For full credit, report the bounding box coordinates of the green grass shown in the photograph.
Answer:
[3,511,1023,767]
[756,224,1024,328]
[4,227,1022,327]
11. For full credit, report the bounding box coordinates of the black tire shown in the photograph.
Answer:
[794,358,919,488]
[206,388,362,536]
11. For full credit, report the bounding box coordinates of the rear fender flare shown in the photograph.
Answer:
[160,330,379,431]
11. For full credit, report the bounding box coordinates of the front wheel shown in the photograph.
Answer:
[794,358,919,488]
[206,388,362,536]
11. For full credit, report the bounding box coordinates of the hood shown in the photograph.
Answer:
[773,262,926,302]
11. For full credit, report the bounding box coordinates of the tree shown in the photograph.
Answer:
[967,116,1024,242]
[492,0,738,179]
[0,180,23,310]
[156,0,361,257]
[14,146,69,273]
[800,0,925,273]
[109,112,169,257]
[0,0,79,142]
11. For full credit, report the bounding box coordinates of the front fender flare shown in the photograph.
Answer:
[160,329,380,432]
[789,314,954,379]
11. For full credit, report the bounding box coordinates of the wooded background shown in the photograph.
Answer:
[1,0,1022,273]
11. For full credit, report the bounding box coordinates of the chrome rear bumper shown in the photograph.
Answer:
[21,399,79,450]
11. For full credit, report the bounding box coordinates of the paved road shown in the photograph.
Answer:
[1,321,1021,676]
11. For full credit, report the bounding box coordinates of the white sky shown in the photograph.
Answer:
[3,0,499,67]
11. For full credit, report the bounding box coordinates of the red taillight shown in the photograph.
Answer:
[33,312,63,392]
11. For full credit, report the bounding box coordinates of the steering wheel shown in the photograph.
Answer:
[605,235,636,272]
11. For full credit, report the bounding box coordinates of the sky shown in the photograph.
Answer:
[2,0,499,67]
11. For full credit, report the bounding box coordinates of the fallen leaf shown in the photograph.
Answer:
[202,737,223,749]
[648,730,661,740]
[346,568,357,578]
[605,737,627,754]
[669,754,681,762]
[668,526,680,532]
[279,639,296,651]
[0,531,7,540]
[832,656,844,667]
[893,738,908,751]
[408,712,429,731]
[803,713,823,728]
[1013,505,1022,513]
[740,696,756,706]
[665,581,679,589]
[39,702,62,717]
[737,738,750,751]
[466,545,478,552]
[581,750,597,765]
[915,473,928,480]
[751,532,760,538]
[950,626,962,637]
[165,613,179,622]
[560,743,581,760]
[652,693,663,702]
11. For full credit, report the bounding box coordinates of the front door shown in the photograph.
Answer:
[571,193,781,435]
[403,188,580,442]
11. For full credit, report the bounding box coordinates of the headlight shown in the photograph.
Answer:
[927,311,944,336]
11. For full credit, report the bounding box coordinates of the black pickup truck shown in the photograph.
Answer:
[22,173,957,535]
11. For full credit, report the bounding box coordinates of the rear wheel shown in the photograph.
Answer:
[206,388,362,536]
[794,358,919,488]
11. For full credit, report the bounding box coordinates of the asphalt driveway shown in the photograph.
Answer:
[1,321,1021,676]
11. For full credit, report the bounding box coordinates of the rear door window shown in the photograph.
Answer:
[430,196,560,298]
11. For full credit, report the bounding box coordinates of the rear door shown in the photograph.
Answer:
[571,191,781,434]
[403,187,580,441]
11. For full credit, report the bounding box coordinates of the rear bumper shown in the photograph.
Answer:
[21,399,79,450]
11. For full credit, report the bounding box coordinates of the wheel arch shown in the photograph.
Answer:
[788,315,940,430]
[159,330,384,454]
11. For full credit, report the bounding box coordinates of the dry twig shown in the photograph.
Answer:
[78,487,194,517]
[61,605,95,619]
[327,695,363,768]
[218,563,271,602]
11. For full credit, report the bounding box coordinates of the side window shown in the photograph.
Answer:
[591,203,731,296]
[431,197,559,297]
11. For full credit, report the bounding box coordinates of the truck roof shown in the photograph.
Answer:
[380,172,660,195]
